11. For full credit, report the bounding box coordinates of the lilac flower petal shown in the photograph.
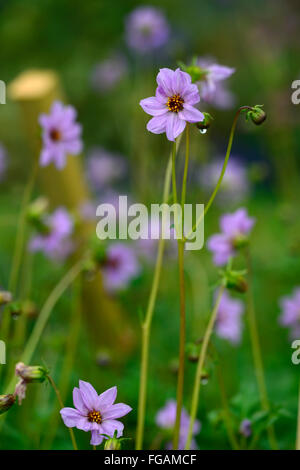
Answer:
[102,403,132,419]
[79,380,100,410]
[146,114,168,134]
[156,68,174,96]
[179,104,204,123]
[140,97,167,116]
[208,65,235,82]
[98,386,117,408]
[166,113,186,141]
[73,387,88,414]
[90,430,104,446]
[101,419,124,438]
[60,407,83,427]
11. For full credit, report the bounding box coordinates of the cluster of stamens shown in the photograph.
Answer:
[88,410,102,424]
[50,128,62,141]
[166,94,184,113]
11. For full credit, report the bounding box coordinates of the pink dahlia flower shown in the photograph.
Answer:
[140,68,204,141]
[39,101,82,169]
[60,381,132,447]
[207,208,255,266]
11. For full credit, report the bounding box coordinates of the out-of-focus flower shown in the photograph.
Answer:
[136,215,176,262]
[125,6,169,53]
[91,55,128,93]
[29,207,75,261]
[215,290,244,344]
[60,381,132,447]
[279,287,300,339]
[0,143,8,182]
[102,243,140,292]
[156,399,201,450]
[196,58,235,109]
[86,147,126,191]
[239,419,252,438]
[140,68,204,141]
[199,157,250,205]
[0,394,15,415]
[15,362,48,404]
[39,101,82,169]
[0,289,12,306]
[207,208,255,266]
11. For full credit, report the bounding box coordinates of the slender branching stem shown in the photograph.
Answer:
[185,285,225,449]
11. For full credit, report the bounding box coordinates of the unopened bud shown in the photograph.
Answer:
[196,112,213,131]
[27,197,50,234]
[186,342,200,363]
[9,301,23,319]
[224,272,248,293]
[246,105,266,126]
[0,290,12,306]
[104,437,122,450]
[0,394,15,415]
[15,362,48,383]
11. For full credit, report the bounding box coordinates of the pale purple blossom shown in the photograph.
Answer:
[156,399,201,450]
[86,147,126,191]
[197,58,235,108]
[0,144,7,182]
[279,287,300,339]
[102,243,140,292]
[125,6,169,53]
[199,157,250,205]
[215,290,244,344]
[29,207,74,261]
[239,419,252,438]
[39,101,82,169]
[60,381,132,446]
[207,208,255,266]
[91,55,128,92]
[140,68,204,141]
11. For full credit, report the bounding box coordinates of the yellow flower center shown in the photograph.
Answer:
[88,410,102,424]
[167,94,184,113]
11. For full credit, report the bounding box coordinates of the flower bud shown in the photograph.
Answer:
[196,112,213,131]
[0,290,12,306]
[0,394,15,415]
[8,301,23,319]
[15,362,48,383]
[186,342,200,363]
[104,437,122,450]
[27,197,50,234]
[246,105,266,126]
[224,271,248,294]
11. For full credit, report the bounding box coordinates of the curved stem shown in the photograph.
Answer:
[135,144,175,450]
[3,259,83,396]
[185,285,225,449]
[47,375,78,450]
[184,106,253,242]
[245,248,278,450]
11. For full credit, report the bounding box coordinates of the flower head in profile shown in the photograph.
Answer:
[102,243,140,292]
[0,143,8,182]
[39,101,82,169]
[91,55,128,93]
[15,362,48,404]
[196,58,235,108]
[199,157,250,205]
[279,287,300,339]
[239,419,252,438]
[215,290,244,344]
[207,208,255,266]
[140,68,204,141]
[156,399,201,450]
[29,207,74,261]
[86,147,126,191]
[125,6,169,53]
[60,381,132,446]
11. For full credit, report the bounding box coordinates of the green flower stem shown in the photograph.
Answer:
[296,378,300,450]
[2,259,83,399]
[47,375,78,450]
[184,106,253,243]
[173,126,189,450]
[135,138,181,450]
[245,248,278,450]
[1,159,38,343]
[185,285,225,450]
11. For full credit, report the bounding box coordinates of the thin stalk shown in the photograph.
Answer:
[47,375,78,450]
[3,259,83,397]
[173,126,189,449]
[135,143,175,450]
[296,378,300,450]
[245,248,278,450]
[216,362,239,450]
[184,106,253,242]
[185,285,225,449]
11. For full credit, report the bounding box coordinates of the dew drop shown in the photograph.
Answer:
[199,128,207,134]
